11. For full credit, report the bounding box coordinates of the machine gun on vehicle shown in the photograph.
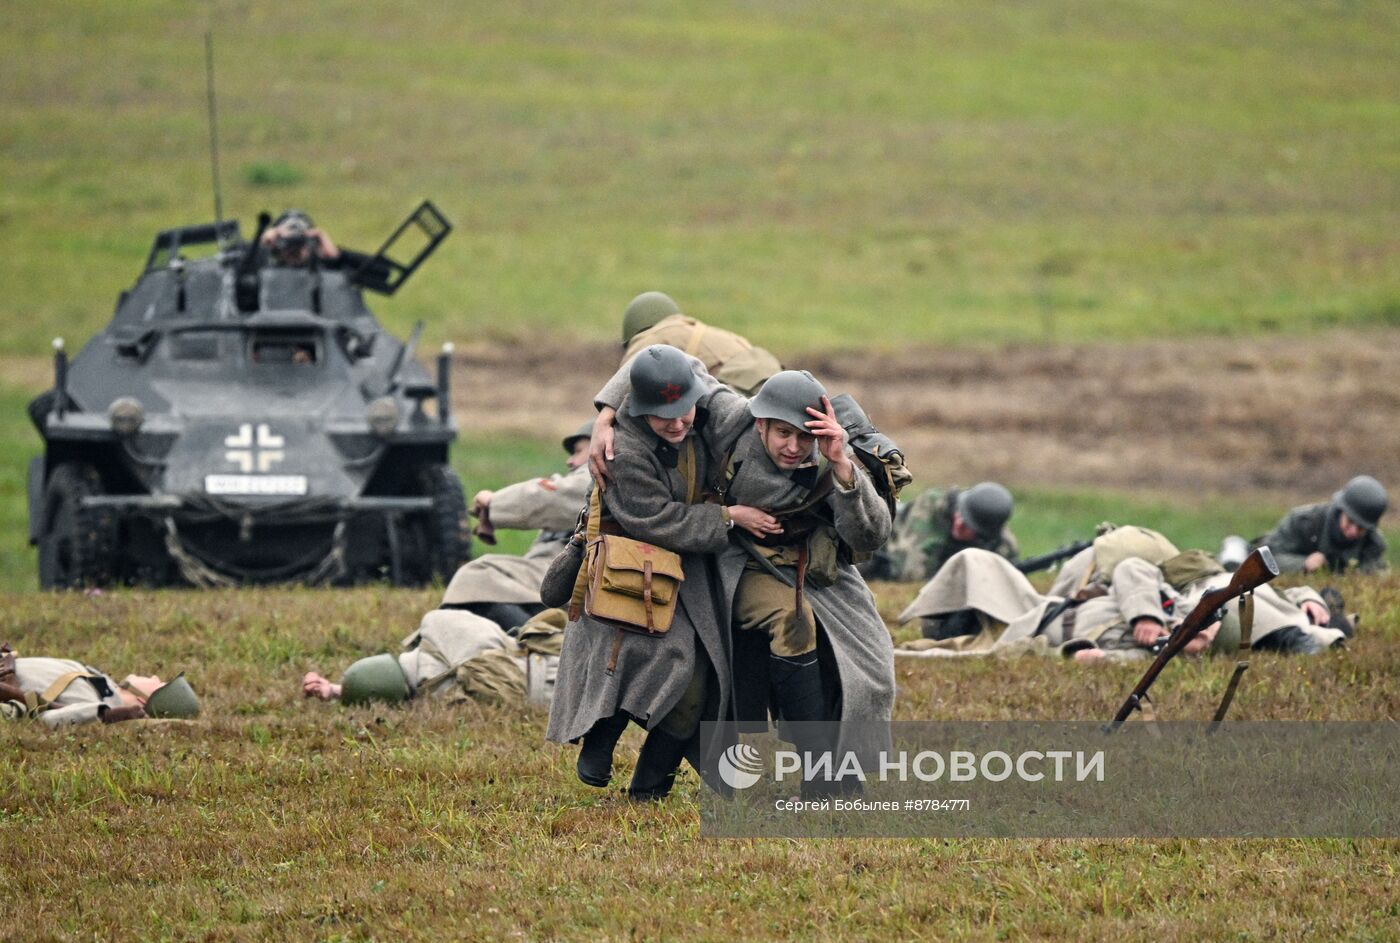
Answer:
[1109,546,1278,729]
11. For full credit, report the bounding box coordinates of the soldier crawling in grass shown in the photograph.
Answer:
[1256,475,1389,576]
[860,482,1019,584]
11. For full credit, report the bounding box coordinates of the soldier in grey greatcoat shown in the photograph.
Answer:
[1257,475,1389,575]
[439,423,593,633]
[582,357,898,792]
[545,346,768,800]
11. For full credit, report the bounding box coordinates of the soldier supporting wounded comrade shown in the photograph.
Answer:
[545,345,773,801]
[1256,475,1389,575]
[584,355,898,789]
[860,482,1019,584]
[0,643,199,727]
[435,421,594,634]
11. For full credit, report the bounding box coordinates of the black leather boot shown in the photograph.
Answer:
[769,653,841,797]
[628,727,691,801]
[576,712,630,787]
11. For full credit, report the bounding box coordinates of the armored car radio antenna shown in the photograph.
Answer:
[204,30,226,247]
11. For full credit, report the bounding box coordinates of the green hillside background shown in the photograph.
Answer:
[1,0,1397,589]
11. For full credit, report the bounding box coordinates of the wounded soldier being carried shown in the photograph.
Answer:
[896,525,1350,662]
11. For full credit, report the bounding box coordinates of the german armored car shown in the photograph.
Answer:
[28,202,471,589]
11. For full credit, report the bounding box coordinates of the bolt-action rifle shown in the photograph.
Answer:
[1015,539,1093,575]
[1109,546,1278,728]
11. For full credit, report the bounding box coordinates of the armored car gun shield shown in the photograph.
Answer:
[28,203,470,589]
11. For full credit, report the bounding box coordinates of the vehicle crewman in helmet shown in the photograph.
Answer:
[619,291,782,396]
[1,644,199,727]
[1258,475,1389,575]
[861,482,1020,584]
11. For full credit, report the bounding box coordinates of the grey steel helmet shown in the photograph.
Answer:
[1333,475,1388,531]
[621,292,681,344]
[144,673,200,719]
[562,419,594,455]
[341,654,411,706]
[626,345,704,419]
[749,370,828,431]
[956,482,1014,538]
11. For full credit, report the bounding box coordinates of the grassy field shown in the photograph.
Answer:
[1,1,1398,355]
[3,575,1399,940]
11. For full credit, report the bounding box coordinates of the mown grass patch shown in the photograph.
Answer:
[2,576,1399,939]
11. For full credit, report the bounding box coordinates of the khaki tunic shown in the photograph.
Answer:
[442,467,591,606]
[12,657,126,728]
[622,314,781,395]
[1176,576,1345,652]
[897,549,1178,660]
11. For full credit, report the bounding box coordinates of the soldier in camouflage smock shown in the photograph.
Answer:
[861,483,1019,583]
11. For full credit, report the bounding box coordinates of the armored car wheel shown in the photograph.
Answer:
[417,463,470,583]
[37,463,118,590]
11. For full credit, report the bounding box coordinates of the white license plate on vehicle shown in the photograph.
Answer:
[204,475,309,496]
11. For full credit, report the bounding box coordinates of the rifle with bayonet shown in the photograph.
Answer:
[1015,539,1092,575]
[1108,546,1278,729]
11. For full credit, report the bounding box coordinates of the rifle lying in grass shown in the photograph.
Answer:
[1109,546,1279,728]
[1015,539,1092,575]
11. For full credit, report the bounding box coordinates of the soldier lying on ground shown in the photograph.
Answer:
[435,422,593,634]
[1255,475,1389,575]
[619,291,782,396]
[896,530,1347,661]
[859,482,1019,583]
[1,644,199,727]
[301,608,564,709]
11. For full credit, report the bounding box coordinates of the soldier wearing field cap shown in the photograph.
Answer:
[439,421,594,633]
[861,482,1019,584]
[0,643,199,727]
[619,291,782,396]
[1258,475,1389,575]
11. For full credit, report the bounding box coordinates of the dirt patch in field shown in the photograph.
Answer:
[453,328,1400,501]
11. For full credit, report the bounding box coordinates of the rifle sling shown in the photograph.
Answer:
[1210,590,1256,728]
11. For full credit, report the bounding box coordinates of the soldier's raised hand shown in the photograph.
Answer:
[805,395,855,486]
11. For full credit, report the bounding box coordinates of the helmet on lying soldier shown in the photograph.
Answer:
[144,673,200,719]
[341,654,411,706]
[749,370,828,431]
[626,345,705,419]
[621,292,682,345]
